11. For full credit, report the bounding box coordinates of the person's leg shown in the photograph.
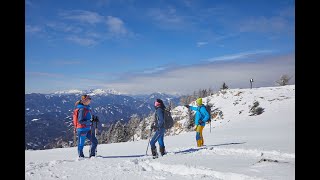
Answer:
[199,126,204,146]
[86,130,98,157]
[150,130,160,149]
[157,128,165,147]
[77,130,88,157]
[196,126,202,147]
[150,130,161,157]
[157,129,166,155]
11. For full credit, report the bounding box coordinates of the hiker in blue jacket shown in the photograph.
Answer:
[185,98,209,147]
[150,99,166,158]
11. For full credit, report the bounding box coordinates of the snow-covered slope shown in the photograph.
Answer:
[25,85,295,180]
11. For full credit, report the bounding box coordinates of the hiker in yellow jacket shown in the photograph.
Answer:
[185,98,210,147]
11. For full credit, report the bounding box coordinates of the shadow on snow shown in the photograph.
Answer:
[173,142,246,155]
[96,142,246,159]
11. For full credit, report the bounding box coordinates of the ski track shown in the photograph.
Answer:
[26,146,294,180]
[125,146,294,180]
[169,146,294,162]
[129,158,265,180]
[185,146,295,160]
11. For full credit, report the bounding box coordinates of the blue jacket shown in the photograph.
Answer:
[154,107,165,129]
[77,104,92,131]
[190,104,209,126]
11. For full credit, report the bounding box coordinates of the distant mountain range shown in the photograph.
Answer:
[25,89,181,150]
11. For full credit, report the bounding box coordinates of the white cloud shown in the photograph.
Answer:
[67,36,97,46]
[197,41,208,47]
[26,52,294,95]
[46,22,83,33]
[26,72,64,78]
[207,50,273,62]
[100,53,294,95]
[106,16,128,36]
[53,60,83,65]
[59,10,104,25]
[148,7,187,29]
[142,67,166,74]
[26,25,41,33]
[238,16,293,33]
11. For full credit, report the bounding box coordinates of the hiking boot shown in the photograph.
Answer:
[159,146,166,156]
[151,146,158,158]
[79,151,85,158]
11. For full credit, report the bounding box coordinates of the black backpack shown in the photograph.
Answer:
[163,109,174,129]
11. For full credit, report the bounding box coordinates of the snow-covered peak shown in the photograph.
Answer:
[89,88,122,95]
[53,89,83,94]
[53,88,122,95]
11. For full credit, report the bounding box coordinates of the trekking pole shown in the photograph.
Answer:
[73,128,77,147]
[95,120,98,155]
[210,121,211,133]
[89,121,93,156]
[145,129,153,155]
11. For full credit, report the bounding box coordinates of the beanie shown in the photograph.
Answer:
[196,98,202,106]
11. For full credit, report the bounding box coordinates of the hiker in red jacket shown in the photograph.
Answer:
[73,95,98,158]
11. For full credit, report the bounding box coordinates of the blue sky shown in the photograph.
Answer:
[26,0,295,95]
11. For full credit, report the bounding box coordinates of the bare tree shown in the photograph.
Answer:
[208,87,214,96]
[198,89,203,98]
[275,74,292,86]
[193,91,197,99]
[180,96,189,105]
[220,82,229,90]
[168,100,175,111]
[202,89,207,97]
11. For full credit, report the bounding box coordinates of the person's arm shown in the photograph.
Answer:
[200,107,210,122]
[190,106,198,111]
[157,108,165,128]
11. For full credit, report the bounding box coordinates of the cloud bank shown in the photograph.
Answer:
[100,53,295,95]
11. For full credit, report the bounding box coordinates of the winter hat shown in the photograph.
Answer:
[81,94,91,103]
[196,98,202,106]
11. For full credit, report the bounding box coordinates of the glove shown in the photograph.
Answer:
[151,124,158,131]
[91,115,99,122]
[184,105,190,108]
[94,116,99,122]
[199,120,203,124]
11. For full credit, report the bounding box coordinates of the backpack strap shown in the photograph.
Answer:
[82,107,89,119]
[197,106,205,120]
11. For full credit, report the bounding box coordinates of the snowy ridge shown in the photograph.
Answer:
[164,85,295,137]
[53,88,122,95]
